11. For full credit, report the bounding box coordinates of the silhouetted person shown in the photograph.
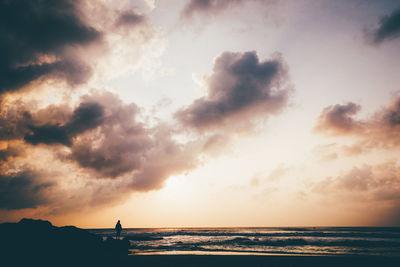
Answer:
[115,220,122,239]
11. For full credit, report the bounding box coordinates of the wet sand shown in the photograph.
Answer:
[126,255,400,267]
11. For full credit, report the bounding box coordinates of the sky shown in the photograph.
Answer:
[1,0,400,228]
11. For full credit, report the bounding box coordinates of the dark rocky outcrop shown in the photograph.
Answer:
[0,218,129,267]
[104,236,130,256]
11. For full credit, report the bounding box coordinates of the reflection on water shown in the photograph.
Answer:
[88,227,400,256]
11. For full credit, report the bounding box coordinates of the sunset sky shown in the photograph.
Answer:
[1,0,400,228]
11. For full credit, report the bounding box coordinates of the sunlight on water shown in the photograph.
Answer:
[88,227,400,256]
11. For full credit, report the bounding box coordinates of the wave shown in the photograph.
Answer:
[207,237,400,248]
[129,236,400,249]
[128,230,400,240]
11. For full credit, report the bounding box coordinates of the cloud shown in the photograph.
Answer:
[381,96,400,126]
[128,125,201,191]
[0,142,23,163]
[314,102,362,135]
[175,51,291,131]
[24,124,71,146]
[1,91,149,178]
[67,102,105,135]
[116,10,146,27]
[0,1,190,214]
[0,159,134,213]
[67,92,203,188]
[64,91,152,178]
[0,105,32,141]
[312,143,339,161]
[24,102,105,146]
[77,1,164,83]
[314,96,400,153]
[0,171,54,210]
[180,0,279,21]
[181,0,247,19]
[371,8,400,44]
[1,90,202,188]
[0,91,205,213]
[266,165,291,181]
[0,0,164,95]
[0,0,101,94]
[1,100,104,147]
[312,162,400,225]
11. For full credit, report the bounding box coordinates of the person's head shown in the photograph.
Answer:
[118,220,120,223]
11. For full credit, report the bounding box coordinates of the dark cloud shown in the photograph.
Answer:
[0,143,22,163]
[116,11,146,27]
[0,171,53,210]
[24,124,70,146]
[0,100,77,143]
[67,102,105,135]
[372,8,400,44]
[181,0,246,19]
[24,102,104,146]
[0,108,32,141]
[50,58,94,86]
[175,51,290,130]
[0,0,100,94]
[314,102,362,135]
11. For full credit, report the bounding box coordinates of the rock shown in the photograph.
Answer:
[104,237,130,256]
[0,218,129,267]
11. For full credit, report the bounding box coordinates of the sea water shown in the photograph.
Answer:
[87,227,400,256]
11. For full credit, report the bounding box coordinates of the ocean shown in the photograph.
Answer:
[87,227,400,257]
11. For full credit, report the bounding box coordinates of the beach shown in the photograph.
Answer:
[1,219,400,267]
